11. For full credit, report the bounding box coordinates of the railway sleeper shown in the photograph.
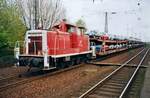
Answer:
[108,79,128,84]
[94,90,120,97]
[112,73,132,76]
[98,87,121,93]
[78,83,101,94]
[112,77,131,80]
[102,85,123,89]
[88,94,111,98]
[111,77,131,81]
[112,72,132,76]
[108,80,128,84]
[110,77,129,81]
[112,73,130,77]
[106,82,125,86]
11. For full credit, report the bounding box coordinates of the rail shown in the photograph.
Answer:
[78,48,145,98]
[119,48,149,98]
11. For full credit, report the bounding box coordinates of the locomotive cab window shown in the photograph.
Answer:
[25,31,43,55]
[28,36,42,55]
[66,24,76,33]
[78,26,86,35]
[67,26,76,33]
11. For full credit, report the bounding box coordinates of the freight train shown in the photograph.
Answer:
[14,21,144,70]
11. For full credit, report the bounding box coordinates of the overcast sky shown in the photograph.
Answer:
[62,0,150,42]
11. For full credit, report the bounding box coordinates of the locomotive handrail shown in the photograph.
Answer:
[48,48,77,50]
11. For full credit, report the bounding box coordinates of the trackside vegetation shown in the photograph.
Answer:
[0,0,26,67]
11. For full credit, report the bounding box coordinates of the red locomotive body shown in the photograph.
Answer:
[47,26,89,55]
[17,21,92,70]
[47,31,73,55]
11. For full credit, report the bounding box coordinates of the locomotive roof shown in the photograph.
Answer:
[27,30,47,33]
[54,22,76,27]
[53,22,86,30]
[77,26,86,29]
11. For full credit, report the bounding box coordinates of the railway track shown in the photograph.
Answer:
[0,48,147,94]
[0,63,83,92]
[76,48,149,98]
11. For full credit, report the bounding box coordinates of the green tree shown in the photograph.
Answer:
[0,0,26,48]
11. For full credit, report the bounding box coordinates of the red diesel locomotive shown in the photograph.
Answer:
[16,21,92,70]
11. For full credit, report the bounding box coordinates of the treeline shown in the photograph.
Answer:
[0,0,26,49]
[0,0,26,67]
[0,0,67,67]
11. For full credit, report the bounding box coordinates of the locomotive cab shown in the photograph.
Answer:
[25,30,45,55]
[16,30,51,70]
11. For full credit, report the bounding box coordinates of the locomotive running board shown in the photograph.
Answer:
[19,55,44,57]
[50,50,93,58]
[43,67,56,70]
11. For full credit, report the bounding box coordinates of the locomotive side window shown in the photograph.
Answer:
[68,26,76,33]
[66,24,77,33]
[78,26,86,35]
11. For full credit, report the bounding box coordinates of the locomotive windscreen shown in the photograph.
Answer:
[28,36,42,55]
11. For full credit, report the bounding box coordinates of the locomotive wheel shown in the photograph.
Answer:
[30,59,39,67]
[76,58,81,65]
[23,59,31,66]
[23,59,30,66]
[27,67,31,72]
[82,58,87,63]
[62,63,66,68]
[56,63,61,69]
[19,59,24,66]
[68,61,74,67]
[18,74,22,78]
[57,62,65,69]
[70,61,74,66]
